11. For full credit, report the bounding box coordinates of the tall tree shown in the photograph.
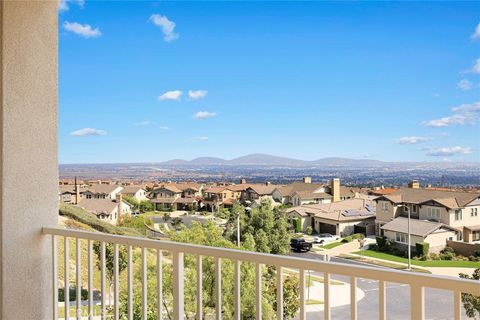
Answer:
[93,242,128,305]
[459,268,480,319]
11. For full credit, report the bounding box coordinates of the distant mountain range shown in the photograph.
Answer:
[157,153,474,168]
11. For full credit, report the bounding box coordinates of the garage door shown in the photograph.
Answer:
[319,222,337,235]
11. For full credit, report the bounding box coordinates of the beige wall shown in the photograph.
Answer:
[376,200,397,223]
[1,1,58,318]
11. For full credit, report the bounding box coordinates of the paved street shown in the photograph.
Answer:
[291,252,472,319]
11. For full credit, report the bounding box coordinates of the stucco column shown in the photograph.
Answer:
[0,1,58,319]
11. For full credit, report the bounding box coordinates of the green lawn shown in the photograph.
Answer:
[354,250,480,268]
[321,241,344,249]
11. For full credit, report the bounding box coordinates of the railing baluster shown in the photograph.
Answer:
[114,243,119,320]
[128,246,133,320]
[234,259,240,320]
[276,266,283,320]
[215,257,222,320]
[299,269,305,320]
[173,251,185,320]
[255,263,262,320]
[158,250,163,320]
[76,238,82,319]
[142,247,148,320]
[379,280,386,320]
[324,272,330,320]
[65,236,70,320]
[197,255,203,320]
[88,240,93,320]
[453,290,461,320]
[52,235,58,320]
[101,242,106,320]
[350,276,357,320]
[411,285,424,320]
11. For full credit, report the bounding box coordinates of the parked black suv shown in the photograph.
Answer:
[290,238,312,252]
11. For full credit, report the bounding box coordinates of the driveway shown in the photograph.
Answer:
[291,252,473,319]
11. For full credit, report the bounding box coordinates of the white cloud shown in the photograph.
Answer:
[396,136,431,145]
[426,146,472,157]
[58,0,84,12]
[188,90,208,100]
[471,58,480,74]
[63,21,101,38]
[134,121,154,127]
[457,79,473,91]
[193,136,209,141]
[193,111,217,120]
[159,126,170,131]
[70,128,107,137]
[158,90,182,101]
[149,14,179,42]
[425,101,480,127]
[471,22,480,40]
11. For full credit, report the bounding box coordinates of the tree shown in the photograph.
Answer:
[139,200,153,213]
[162,212,171,223]
[123,196,139,211]
[240,199,291,255]
[459,268,480,319]
[93,242,128,305]
[171,217,183,230]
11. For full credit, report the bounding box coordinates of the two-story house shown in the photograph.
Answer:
[149,183,201,211]
[82,184,124,200]
[120,185,148,201]
[375,186,480,248]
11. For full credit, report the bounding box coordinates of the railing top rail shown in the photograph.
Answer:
[43,227,480,295]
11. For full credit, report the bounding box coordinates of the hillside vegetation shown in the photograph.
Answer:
[59,203,144,237]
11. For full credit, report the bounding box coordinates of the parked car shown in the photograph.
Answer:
[290,238,312,252]
[313,233,340,244]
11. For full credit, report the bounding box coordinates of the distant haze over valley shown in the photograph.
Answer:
[60,153,480,187]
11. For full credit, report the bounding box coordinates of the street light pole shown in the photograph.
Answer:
[405,205,411,271]
[237,213,240,247]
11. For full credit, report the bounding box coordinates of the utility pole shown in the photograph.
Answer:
[237,213,241,247]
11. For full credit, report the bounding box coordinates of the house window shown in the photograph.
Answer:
[473,231,480,242]
[395,232,408,243]
[454,210,462,221]
[427,207,440,219]
[471,208,478,217]
[86,194,92,199]
[381,202,389,211]
[412,205,418,213]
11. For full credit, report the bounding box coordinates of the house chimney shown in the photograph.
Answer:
[330,178,340,202]
[240,178,247,184]
[408,180,420,189]
[116,193,123,225]
[265,181,271,186]
[303,176,312,184]
[74,176,80,205]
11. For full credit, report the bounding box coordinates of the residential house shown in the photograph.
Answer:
[273,177,354,205]
[149,184,198,211]
[287,196,376,236]
[120,185,148,201]
[244,183,278,202]
[202,185,242,211]
[77,194,132,225]
[375,184,480,245]
[82,184,124,200]
[380,217,458,253]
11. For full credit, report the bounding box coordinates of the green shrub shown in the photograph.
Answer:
[429,253,440,260]
[293,218,302,233]
[415,242,430,257]
[341,236,353,243]
[376,236,386,248]
[58,287,88,302]
[305,226,313,235]
[351,233,365,240]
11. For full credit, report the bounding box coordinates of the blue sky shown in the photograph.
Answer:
[59,1,480,164]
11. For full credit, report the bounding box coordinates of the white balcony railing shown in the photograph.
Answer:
[43,227,480,320]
